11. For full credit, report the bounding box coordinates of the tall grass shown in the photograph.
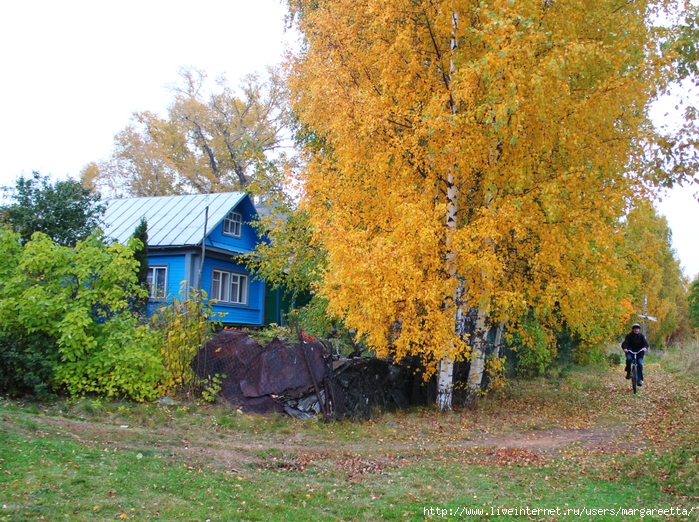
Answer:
[655,339,699,377]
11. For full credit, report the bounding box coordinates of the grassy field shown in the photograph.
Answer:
[1,344,698,521]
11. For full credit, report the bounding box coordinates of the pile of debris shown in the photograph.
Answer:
[191,330,426,418]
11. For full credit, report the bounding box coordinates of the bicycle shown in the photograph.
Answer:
[626,350,643,394]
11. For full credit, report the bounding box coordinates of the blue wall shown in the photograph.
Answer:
[199,255,264,325]
[147,254,187,301]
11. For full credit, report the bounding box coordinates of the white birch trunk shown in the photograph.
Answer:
[436,11,460,411]
[466,307,488,400]
[436,169,459,410]
[436,358,454,410]
[494,320,505,358]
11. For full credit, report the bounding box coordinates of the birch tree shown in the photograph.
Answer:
[287,0,690,409]
[689,277,699,332]
[622,199,688,346]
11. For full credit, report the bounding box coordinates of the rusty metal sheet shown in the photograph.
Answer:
[192,330,263,381]
[191,330,424,417]
[192,330,329,413]
[240,339,328,398]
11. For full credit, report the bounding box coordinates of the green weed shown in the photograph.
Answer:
[657,340,699,378]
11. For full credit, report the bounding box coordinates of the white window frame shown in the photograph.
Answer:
[147,266,168,299]
[211,269,248,305]
[222,211,243,238]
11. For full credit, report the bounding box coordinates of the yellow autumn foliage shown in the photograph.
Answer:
[287,0,680,376]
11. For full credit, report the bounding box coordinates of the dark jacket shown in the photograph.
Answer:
[621,331,649,355]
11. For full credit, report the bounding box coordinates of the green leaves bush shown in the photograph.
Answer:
[0,171,104,247]
[151,285,221,395]
[0,228,163,401]
[0,330,57,399]
[513,321,556,378]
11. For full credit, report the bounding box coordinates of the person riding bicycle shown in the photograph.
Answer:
[622,323,649,386]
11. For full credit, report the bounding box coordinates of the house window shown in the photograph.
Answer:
[223,211,242,237]
[147,266,167,299]
[211,269,248,304]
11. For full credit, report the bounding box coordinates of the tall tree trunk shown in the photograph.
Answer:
[437,10,460,412]
[436,358,454,410]
[436,168,460,410]
[494,320,505,358]
[466,307,488,401]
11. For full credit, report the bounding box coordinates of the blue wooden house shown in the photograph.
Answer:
[103,192,280,326]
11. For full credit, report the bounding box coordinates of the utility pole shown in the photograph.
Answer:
[637,295,657,339]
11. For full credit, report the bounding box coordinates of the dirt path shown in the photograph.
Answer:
[7,360,693,471]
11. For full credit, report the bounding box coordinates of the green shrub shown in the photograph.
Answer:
[656,340,699,377]
[245,323,292,345]
[573,345,607,365]
[606,352,622,366]
[513,322,555,378]
[0,229,163,401]
[201,373,226,403]
[55,313,164,402]
[0,331,58,399]
[151,286,222,395]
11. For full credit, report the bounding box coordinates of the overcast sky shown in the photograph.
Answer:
[0,0,294,179]
[1,0,698,279]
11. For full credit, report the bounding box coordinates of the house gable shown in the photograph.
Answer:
[205,195,260,254]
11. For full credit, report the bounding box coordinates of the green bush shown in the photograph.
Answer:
[0,228,163,401]
[0,331,58,399]
[245,323,292,345]
[606,352,622,366]
[55,313,163,402]
[513,321,556,378]
[573,345,607,365]
[151,286,222,395]
[656,340,699,377]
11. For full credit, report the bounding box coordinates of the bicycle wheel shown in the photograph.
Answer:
[631,362,637,394]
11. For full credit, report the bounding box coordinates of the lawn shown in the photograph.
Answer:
[1,346,698,521]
